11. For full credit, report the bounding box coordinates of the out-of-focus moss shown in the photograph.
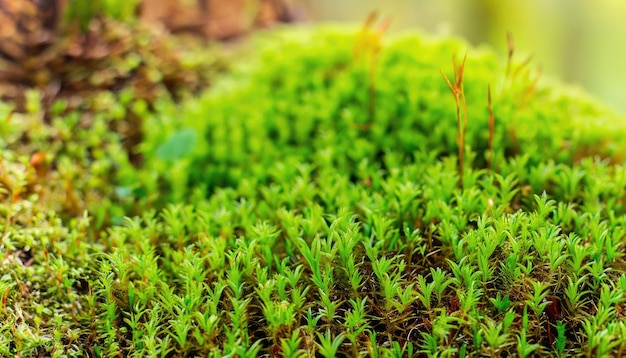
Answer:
[136,26,625,204]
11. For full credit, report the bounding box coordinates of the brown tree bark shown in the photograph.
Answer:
[0,0,301,107]
[0,0,59,61]
[140,0,301,39]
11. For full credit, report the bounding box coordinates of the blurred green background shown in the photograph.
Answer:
[300,0,626,114]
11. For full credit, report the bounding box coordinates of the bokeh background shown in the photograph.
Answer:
[300,0,626,114]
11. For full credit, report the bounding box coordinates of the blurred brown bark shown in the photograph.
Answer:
[0,0,300,54]
[0,0,59,61]
[140,0,301,39]
[0,0,301,108]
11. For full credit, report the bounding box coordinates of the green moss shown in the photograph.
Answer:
[2,26,626,356]
[132,27,625,204]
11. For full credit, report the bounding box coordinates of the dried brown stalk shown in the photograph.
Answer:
[440,52,468,189]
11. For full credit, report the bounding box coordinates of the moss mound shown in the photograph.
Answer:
[2,26,626,357]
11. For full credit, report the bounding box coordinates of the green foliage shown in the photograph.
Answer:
[129,27,625,207]
[2,26,626,356]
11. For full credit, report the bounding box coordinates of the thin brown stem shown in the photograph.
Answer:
[440,52,468,190]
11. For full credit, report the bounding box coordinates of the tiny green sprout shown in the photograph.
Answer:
[603,229,623,263]
[169,315,191,349]
[534,192,556,219]
[448,257,482,289]
[587,259,611,291]
[316,329,345,358]
[567,235,593,277]
[581,311,621,357]
[480,317,510,355]
[546,233,568,272]
[419,331,439,357]
[429,267,454,304]
[318,287,339,323]
[305,308,321,334]
[250,221,281,268]
[459,281,483,313]
[390,341,414,358]
[345,255,363,292]
[393,283,417,313]
[555,320,567,356]
[517,306,542,357]
[415,275,435,310]
[344,297,368,336]
[477,242,496,283]
[280,329,305,358]
[599,283,623,309]
[490,293,512,314]
[564,275,587,312]
[368,331,381,358]
[525,280,551,315]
